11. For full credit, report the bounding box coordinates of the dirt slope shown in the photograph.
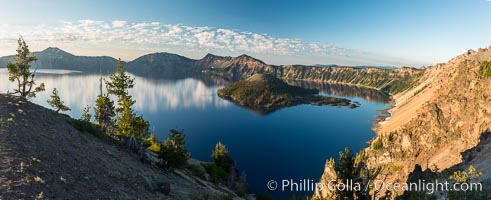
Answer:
[0,94,240,199]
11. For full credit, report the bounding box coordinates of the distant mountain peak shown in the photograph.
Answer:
[237,54,252,58]
[234,54,265,64]
[204,53,219,57]
[41,47,73,56]
[145,52,178,57]
[42,47,62,52]
[202,53,224,59]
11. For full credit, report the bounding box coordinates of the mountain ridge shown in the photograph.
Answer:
[0,47,423,94]
[0,47,410,72]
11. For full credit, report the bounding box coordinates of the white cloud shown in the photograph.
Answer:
[0,20,352,57]
[112,20,128,28]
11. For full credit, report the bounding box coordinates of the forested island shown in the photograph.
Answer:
[217,74,358,113]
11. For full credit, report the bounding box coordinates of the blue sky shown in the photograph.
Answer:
[0,0,490,67]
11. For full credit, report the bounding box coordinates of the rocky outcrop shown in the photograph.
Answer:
[314,158,338,199]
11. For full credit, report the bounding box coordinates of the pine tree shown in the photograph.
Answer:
[335,147,355,199]
[132,115,150,139]
[158,129,191,169]
[212,141,234,172]
[117,96,135,137]
[94,94,115,130]
[6,36,45,98]
[105,59,148,138]
[94,72,115,131]
[47,88,70,113]
[106,58,134,111]
[334,148,378,200]
[115,96,149,138]
[81,105,91,122]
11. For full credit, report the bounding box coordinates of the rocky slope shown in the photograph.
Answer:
[0,94,248,199]
[195,53,233,69]
[314,47,491,199]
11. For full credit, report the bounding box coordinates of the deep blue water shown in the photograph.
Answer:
[0,70,389,198]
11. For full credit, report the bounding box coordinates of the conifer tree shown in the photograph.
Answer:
[94,73,115,131]
[335,147,356,199]
[81,105,91,122]
[105,59,148,138]
[212,141,234,172]
[47,88,70,113]
[158,129,191,169]
[117,96,136,137]
[106,58,134,111]
[94,94,115,130]
[6,36,45,98]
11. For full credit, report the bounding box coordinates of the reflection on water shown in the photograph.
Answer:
[130,77,230,112]
[286,80,390,103]
[0,70,230,116]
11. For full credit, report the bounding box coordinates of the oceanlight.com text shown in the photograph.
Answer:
[267,179,482,194]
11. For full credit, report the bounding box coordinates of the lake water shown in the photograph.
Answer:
[0,69,389,198]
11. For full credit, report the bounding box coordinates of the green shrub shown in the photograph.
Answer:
[185,163,207,179]
[158,129,191,169]
[372,137,383,150]
[143,134,160,152]
[148,143,160,152]
[70,119,105,139]
[479,61,491,77]
[204,163,230,184]
[389,165,403,173]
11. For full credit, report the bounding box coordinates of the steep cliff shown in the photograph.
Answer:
[314,47,491,199]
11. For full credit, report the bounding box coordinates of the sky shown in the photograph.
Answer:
[0,0,490,67]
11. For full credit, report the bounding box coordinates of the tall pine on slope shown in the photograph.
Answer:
[94,73,115,131]
[105,59,148,138]
[94,94,115,130]
[106,58,134,112]
[212,141,234,172]
[6,36,45,98]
